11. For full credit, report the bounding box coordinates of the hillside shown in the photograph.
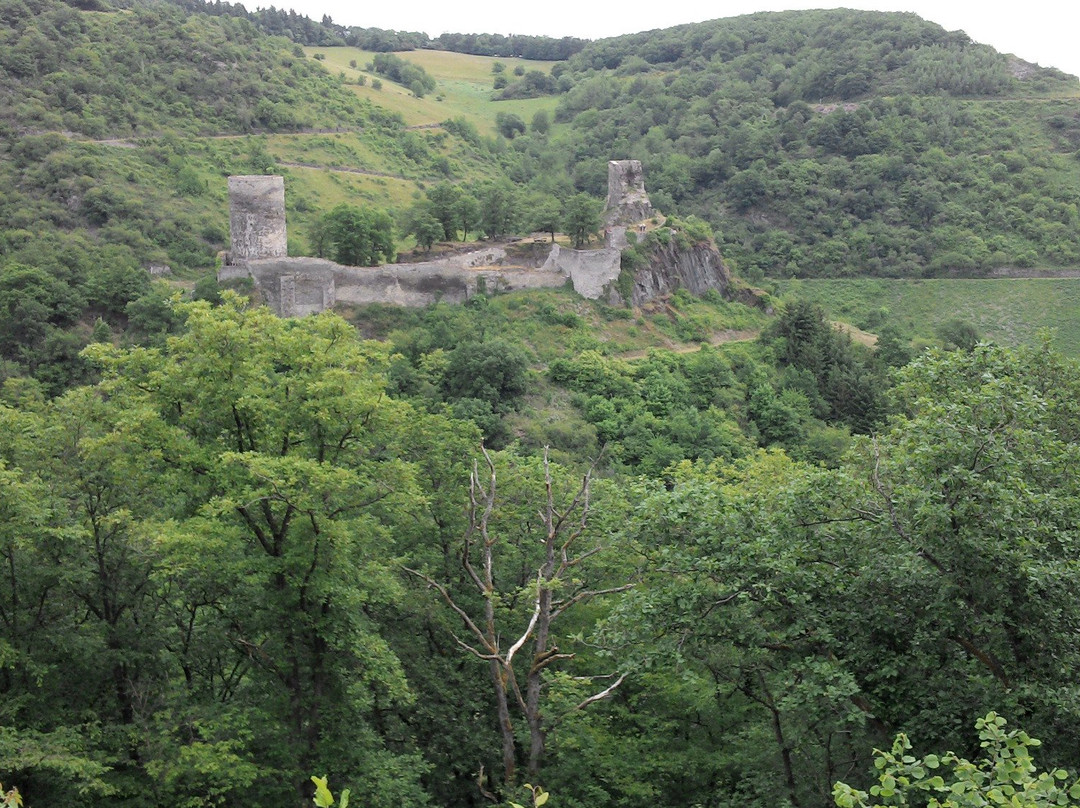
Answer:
[5,0,1080,396]
[774,275,1080,355]
[0,0,520,389]
[539,10,1080,278]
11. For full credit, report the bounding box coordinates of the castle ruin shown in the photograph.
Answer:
[227,175,287,263]
[604,160,653,249]
[221,163,726,315]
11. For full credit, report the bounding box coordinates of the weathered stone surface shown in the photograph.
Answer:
[244,258,336,316]
[604,160,653,226]
[628,241,730,306]
[542,244,621,299]
[228,175,287,262]
[239,243,624,316]
[605,225,628,249]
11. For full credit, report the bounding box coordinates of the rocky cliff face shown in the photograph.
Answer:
[629,240,730,306]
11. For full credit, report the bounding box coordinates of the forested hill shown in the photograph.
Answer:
[548,9,1080,278]
[565,10,1075,99]
[0,0,468,391]
[0,0,394,136]
[162,0,589,58]
[5,0,1080,396]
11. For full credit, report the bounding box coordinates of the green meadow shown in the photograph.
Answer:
[305,46,561,135]
[775,277,1080,355]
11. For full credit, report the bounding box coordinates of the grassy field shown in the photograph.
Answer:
[305,47,561,136]
[774,277,1080,355]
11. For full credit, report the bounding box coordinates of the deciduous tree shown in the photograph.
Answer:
[562,194,602,249]
[407,449,632,793]
[318,204,395,266]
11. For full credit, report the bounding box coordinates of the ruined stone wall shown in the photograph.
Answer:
[234,239,728,316]
[243,254,563,315]
[228,175,287,262]
[244,258,336,316]
[237,243,626,316]
[542,244,621,300]
[604,160,653,227]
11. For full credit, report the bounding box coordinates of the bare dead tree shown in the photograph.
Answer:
[406,446,632,791]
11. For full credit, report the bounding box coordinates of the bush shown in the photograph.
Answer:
[835,714,1080,808]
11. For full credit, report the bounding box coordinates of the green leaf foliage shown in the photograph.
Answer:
[835,714,1080,808]
[316,204,396,266]
[0,297,480,807]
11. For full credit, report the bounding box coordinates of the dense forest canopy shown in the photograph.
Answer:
[561,10,1065,96]
[5,298,1080,808]
[161,0,589,58]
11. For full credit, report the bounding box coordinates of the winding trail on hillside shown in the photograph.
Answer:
[55,128,437,181]
[62,122,444,148]
[612,328,759,361]
[275,160,419,181]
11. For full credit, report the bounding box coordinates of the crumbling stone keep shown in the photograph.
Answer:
[604,160,653,227]
[228,175,287,262]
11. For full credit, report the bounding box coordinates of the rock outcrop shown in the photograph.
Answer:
[627,241,730,306]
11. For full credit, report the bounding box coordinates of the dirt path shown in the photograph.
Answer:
[60,129,437,181]
[62,123,445,148]
[82,126,363,145]
[613,328,759,360]
[276,160,417,180]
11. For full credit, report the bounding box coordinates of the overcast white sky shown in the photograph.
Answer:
[267,0,1080,79]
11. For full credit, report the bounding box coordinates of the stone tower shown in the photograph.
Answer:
[228,175,287,263]
[604,160,653,227]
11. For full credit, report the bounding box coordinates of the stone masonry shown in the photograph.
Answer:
[228,175,287,262]
[604,160,653,227]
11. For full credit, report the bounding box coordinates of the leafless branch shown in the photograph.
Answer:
[453,635,502,662]
[506,662,529,714]
[551,583,636,621]
[572,672,627,711]
[476,765,498,804]
[530,651,575,674]
[506,573,543,667]
[404,567,496,654]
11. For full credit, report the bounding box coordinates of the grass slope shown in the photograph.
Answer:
[306,46,561,135]
[775,277,1080,355]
